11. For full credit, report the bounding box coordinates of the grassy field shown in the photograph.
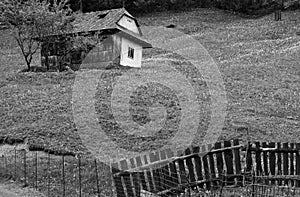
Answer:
[0,8,300,156]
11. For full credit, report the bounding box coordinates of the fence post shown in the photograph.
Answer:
[14,148,17,181]
[219,170,226,197]
[94,159,101,197]
[78,155,81,197]
[251,170,255,197]
[23,150,27,187]
[62,155,65,197]
[48,153,51,197]
[35,151,38,190]
[4,155,7,178]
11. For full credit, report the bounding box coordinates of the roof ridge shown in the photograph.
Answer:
[83,7,126,14]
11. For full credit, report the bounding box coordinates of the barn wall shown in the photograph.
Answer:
[120,36,143,68]
[112,34,122,63]
[117,15,140,35]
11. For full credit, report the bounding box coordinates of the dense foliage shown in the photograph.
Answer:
[68,0,300,14]
[0,0,74,70]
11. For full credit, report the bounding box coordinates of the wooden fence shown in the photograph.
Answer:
[245,142,300,187]
[112,139,243,197]
[0,140,299,197]
[112,140,300,197]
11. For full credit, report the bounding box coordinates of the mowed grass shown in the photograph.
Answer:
[1,8,300,156]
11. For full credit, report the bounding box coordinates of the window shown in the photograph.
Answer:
[98,12,108,19]
[128,47,134,59]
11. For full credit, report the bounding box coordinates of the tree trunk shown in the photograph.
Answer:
[26,61,31,71]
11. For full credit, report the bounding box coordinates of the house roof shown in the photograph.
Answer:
[71,8,151,47]
[116,26,152,48]
[72,8,133,33]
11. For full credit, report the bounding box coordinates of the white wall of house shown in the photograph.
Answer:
[120,36,143,68]
[117,15,140,35]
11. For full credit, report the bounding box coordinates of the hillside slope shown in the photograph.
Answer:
[0,8,300,154]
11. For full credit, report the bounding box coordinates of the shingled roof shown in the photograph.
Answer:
[71,8,151,47]
[72,8,134,33]
[37,8,152,48]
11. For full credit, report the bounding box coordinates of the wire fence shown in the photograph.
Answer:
[0,149,114,197]
[136,171,300,197]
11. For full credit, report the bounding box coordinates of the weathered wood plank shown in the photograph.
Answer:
[113,175,126,197]
[290,143,295,187]
[132,172,140,197]
[214,142,223,177]
[224,141,234,185]
[146,170,155,192]
[169,161,179,187]
[207,144,216,186]
[152,168,162,192]
[262,142,269,185]
[296,143,300,187]
[233,139,242,186]
[123,173,134,197]
[246,142,253,172]
[255,142,262,178]
[269,142,276,184]
[283,143,289,185]
[277,143,282,186]
[139,170,147,190]
[192,146,204,188]
[177,159,187,185]
[184,148,196,183]
[202,145,211,190]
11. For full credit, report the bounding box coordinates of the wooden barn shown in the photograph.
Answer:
[41,8,152,70]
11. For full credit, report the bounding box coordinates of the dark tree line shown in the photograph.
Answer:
[68,0,300,14]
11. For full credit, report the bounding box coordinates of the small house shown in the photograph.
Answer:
[41,8,152,70]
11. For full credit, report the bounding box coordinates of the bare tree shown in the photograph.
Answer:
[0,0,74,71]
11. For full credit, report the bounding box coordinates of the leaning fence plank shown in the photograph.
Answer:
[207,144,216,186]
[162,165,171,190]
[214,142,223,177]
[283,143,289,185]
[255,142,262,178]
[113,174,126,197]
[146,169,155,192]
[123,172,134,197]
[192,147,203,187]
[184,148,196,183]
[269,142,276,184]
[139,170,147,190]
[153,168,163,192]
[94,159,100,197]
[233,139,242,185]
[277,143,282,186]
[262,142,269,185]
[202,145,211,190]
[296,143,300,187]
[177,158,187,185]
[290,143,295,187]
[169,161,179,187]
[132,172,140,196]
[224,141,234,185]
[246,142,253,172]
